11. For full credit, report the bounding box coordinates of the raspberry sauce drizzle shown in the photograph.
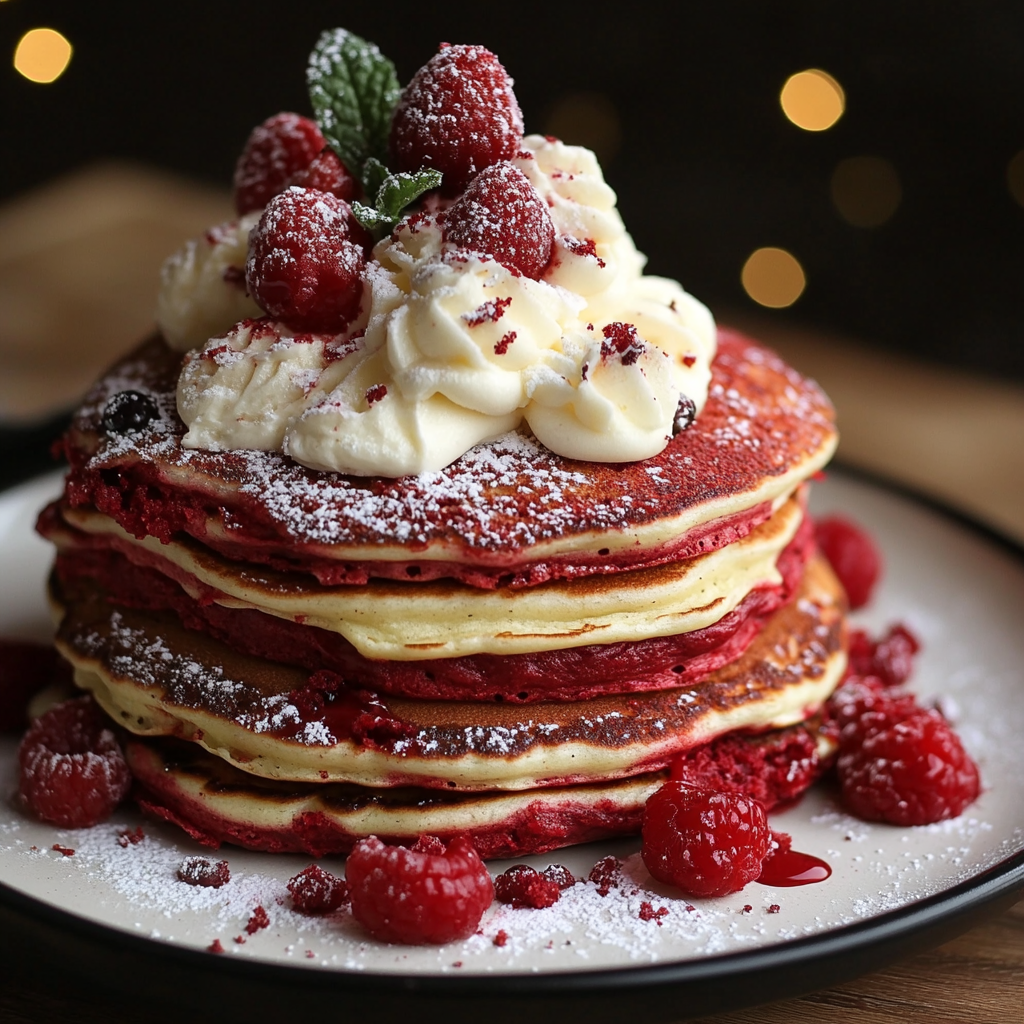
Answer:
[756,847,831,887]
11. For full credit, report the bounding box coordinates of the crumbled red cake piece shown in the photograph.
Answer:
[287,864,349,915]
[837,708,980,825]
[245,905,270,934]
[541,864,576,890]
[365,384,387,406]
[588,855,622,897]
[234,935,246,944]
[848,624,920,686]
[563,236,606,267]
[768,904,781,914]
[289,146,358,202]
[245,187,366,332]
[52,844,75,857]
[207,939,225,954]
[493,929,509,947]
[177,856,231,888]
[443,162,554,279]
[494,864,561,909]
[463,296,511,326]
[815,515,882,609]
[117,826,145,848]
[234,112,326,215]
[493,330,516,355]
[390,44,523,195]
[642,783,771,898]
[0,640,69,732]
[347,835,493,945]
[638,902,669,924]
[601,322,645,365]
[18,696,131,829]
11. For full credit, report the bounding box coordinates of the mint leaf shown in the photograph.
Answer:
[376,170,443,221]
[307,29,400,188]
[351,201,392,233]
[361,157,389,199]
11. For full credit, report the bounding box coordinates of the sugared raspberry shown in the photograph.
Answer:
[837,709,980,825]
[178,856,231,888]
[588,855,621,896]
[245,187,366,332]
[815,515,882,609]
[443,163,554,279]
[493,864,561,909]
[541,864,576,890]
[0,640,65,732]
[390,44,523,195]
[288,864,348,914]
[18,696,131,829]
[848,624,920,686]
[641,783,771,898]
[234,112,326,215]
[346,835,493,945]
[289,146,358,202]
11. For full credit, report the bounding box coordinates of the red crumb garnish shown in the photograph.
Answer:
[494,864,561,909]
[365,384,388,407]
[601,322,646,366]
[564,236,606,268]
[588,855,621,897]
[18,696,131,829]
[742,904,753,913]
[306,950,315,959]
[287,864,349,915]
[638,902,669,924]
[289,146,358,203]
[493,331,516,355]
[493,929,509,947]
[234,112,326,215]
[245,187,367,332]
[642,783,771,898]
[443,162,555,279]
[245,906,270,935]
[815,515,882,609]
[177,856,231,888]
[234,935,246,944]
[117,827,145,848]
[541,864,576,890]
[390,44,523,195]
[52,844,74,857]
[837,708,981,825]
[682,354,697,367]
[462,296,512,326]
[208,939,225,954]
[0,639,67,733]
[847,624,920,686]
[768,904,781,913]
[346,834,493,945]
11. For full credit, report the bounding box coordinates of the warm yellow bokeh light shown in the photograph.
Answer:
[14,28,73,84]
[831,156,902,227]
[780,70,845,131]
[1008,150,1024,208]
[741,248,806,308]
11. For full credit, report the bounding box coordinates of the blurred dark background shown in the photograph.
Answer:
[3,0,1024,381]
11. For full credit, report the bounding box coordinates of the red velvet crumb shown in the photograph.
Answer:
[234,112,326,215]
[208,939,225,954]
[177,856,231,888]
[493,331,516,355]
[287,864,349,915]
[541,864,576,890]
[245,906,270,934]
[493,929,509,947]
[815,515,882,609]
[117,827,145,848]
[52,844,75,857]
[494,864,561,909]
[588,855,621,896]
[768,904,781,914]
[365,384,388,407]
[347,834,493,945]
[638,902,669,924]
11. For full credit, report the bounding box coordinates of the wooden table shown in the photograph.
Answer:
[0,165,1021,1023]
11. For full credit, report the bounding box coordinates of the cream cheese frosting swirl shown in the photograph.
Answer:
[173,136,716,476]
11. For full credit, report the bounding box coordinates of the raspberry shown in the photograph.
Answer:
[837,709,980,825]
[541,864,576,890]
[234,112,326,215]
[493,864,561,909]
[245,187,367,332]
[830,676,920,751]
[0,639,65,732]
[390,44,523,196]
[289,146,358,202]
[443,163,554,279]
[18,696,131,829]
[288,864,348,914]
[848,624,920,686]
[641,783,771,898]
[346,835,493,945]
[815,515,882,609]
[177,856,231,888]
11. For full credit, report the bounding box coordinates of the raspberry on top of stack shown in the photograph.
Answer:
[29,29,978,904]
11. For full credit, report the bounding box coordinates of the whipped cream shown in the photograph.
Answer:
[173,137,716,476]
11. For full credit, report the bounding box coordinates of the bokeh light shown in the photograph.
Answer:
[544,92,622,164]
[831,156,902,227]
[741,248,806,308]
[14,28,73,84]
[1008,150,1024,208]
[780,70,845,131]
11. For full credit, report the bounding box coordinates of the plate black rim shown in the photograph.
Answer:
[0,464,1022,1022]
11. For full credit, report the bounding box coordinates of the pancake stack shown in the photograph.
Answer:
[40,327,844,858]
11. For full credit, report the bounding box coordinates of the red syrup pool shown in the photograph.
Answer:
[756,846,831,887]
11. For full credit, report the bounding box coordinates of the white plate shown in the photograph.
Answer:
[1,470,1022,986]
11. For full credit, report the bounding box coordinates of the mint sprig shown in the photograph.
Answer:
[307,28,400,191]
[352,169,443,235]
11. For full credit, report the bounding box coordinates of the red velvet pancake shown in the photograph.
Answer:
[57,328,836,589]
